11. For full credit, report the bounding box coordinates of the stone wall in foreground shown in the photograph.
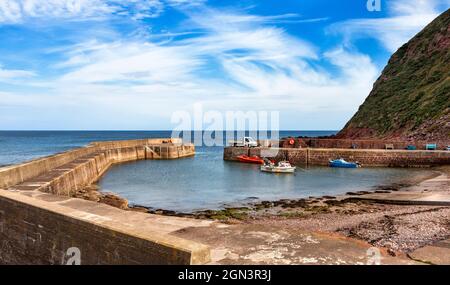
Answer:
[225,147,450,167]
[0,191,209,265]
[0,138,205,265]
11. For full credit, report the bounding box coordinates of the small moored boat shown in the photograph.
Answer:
[237,155,264,164]
[260,161,296,173]
[329,158,361,168]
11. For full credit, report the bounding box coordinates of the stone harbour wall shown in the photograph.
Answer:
[225,147,450,167]
[1,139,194,195]
[0,138,185,190]
[0,146,96,190]
[278,138,450,150]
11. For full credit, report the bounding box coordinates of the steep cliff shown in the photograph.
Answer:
[337,9,450,141]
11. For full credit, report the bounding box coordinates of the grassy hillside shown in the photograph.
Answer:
[337,9,450,141]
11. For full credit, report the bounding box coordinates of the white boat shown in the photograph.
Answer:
[260,161,296,173]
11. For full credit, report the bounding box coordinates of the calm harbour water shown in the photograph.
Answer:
[0,131,427,213]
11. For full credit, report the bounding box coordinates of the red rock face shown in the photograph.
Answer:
[404,113,450,142]
[334,128,379,140]
[429,25,450,53]
[342,112,449,142]
[337,9,450,143]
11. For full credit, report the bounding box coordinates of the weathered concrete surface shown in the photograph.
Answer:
[224,147,450,167]
[0,189,211,265]
[409,239,450,265]
[173,223,420,265]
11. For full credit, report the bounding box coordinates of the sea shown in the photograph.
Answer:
[0,131,427,213]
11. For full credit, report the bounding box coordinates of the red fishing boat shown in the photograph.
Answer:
[236,155,264,164]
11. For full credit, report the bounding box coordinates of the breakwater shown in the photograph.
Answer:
[277,138,450,150]
[0,138,210,265]
[0,138,194,194]
[224,146,450,167]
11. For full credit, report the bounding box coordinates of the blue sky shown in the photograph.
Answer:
[0,0,449,130]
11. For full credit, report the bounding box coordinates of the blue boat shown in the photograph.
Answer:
[329,158,361,168]
[426,144,437,150]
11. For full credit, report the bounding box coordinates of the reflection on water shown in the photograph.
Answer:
[98,146,427,213]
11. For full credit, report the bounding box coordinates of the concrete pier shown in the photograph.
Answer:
[0,138,211,265]
[1,138,194,194]
[224,146,450,167]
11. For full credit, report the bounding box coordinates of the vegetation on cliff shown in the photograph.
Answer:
[338,9,450,141]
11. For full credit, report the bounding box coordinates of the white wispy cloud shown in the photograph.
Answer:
[0,0,166,24]
[0,0,111,23]
[166,0,205,7]
[0,64,35,82]
[59,41,203,84]
[0,2,407,129]
[19,6,378,128]
[328,0,450,52]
